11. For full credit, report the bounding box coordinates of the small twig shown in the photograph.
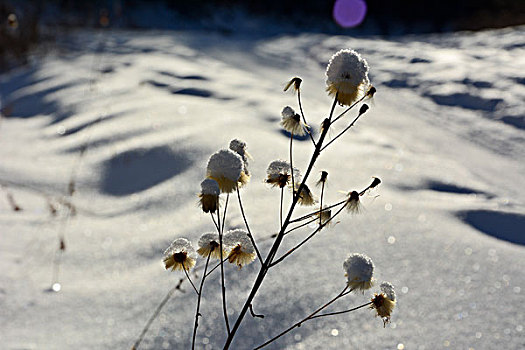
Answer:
[182,261,199,295]
[216,204,231,335]
[131,278,184,350]
[270,203,347,267]
[204,258,228,279]
[279,187,284,229]
[254,286,350,349]
[309,302,372,320]
[236,184,263,264]
[320,106,368,152]
[297,89,316,146]
[249,304,265,319]
[192,252,212,350]
[289,132,295,200]
[331,93,368,124]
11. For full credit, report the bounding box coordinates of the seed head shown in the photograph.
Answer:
[281,106,307,136]
[343,253,375,292]
[206,149,243,193]
[163,238,197,272]
[326,49,370,106]
[197,232,224,259]
[223,229,256,268]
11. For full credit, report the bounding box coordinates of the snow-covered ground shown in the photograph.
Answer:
[1,26,524,349]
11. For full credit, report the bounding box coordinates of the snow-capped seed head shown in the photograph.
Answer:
[281,106,306,136]
[206,149,243,193]
[346,190,361,214]
[296,184,316,206]
[326,49,370,106]
[223,229,256,268]
[229,139,251,186]
[371,283,396,327]
[380,281,396,302]
[163,238,197,272]
[265,160,301,188]
[197,232,224,259]
[284,77,302,92]
[199,179,220,213]
[343,253,374,292]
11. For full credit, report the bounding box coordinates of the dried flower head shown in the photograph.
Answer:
[317,171,329,187]
[229,139,251,187]
[366,86,376,98]
[281,106,307,136]
[163,238,197,272]
[296,184,316,206]
[346,190,361,214]
[223,229,256,268]
[199,179,220,213]
[266,160,301,188]
[197,232,224,259]
[343,253,374,292]
[370,282,396,327]
[370,177,381,189]
[326,49,370,106]
[206,149,243,193]
[316,206,332,227]
[284,77,302,92]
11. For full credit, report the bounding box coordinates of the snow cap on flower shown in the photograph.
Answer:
[265,159,301,188]
[371,281,396,327]
[343,253,374,292]
[229,139,251,186]
[199,179,220,213]
[197,232,224,259]
[346,190,361,214]
[223,229,256,268]
[206,149,243,193]
[281,106,307,136]
[163,238,197,272]
[296,184,316,206]
[326,49,370,106]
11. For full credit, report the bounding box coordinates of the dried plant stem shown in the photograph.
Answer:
[192,252,212,350]
[297,89,316,146]
[254,286,350,349]
[182,262,199,295]
[331,93,368,124]
[204,258,228,278]
[270,202,347,267]
[236,184,263,264]
[321,107,368,152]
[279,187,284,229]
[131,278,184,350]
[290,199,346,223]
[309,302,372,320]
[215,204,231,335]
[319,181,325,226]
[289,131,295,200]
[284,216,319,236]
[223,97,339,350]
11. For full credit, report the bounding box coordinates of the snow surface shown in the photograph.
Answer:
[1,26,524,349]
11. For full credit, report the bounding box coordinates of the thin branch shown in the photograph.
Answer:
[192,252,212,350]
[331,93,367,124]
[297,90,316,146]
[131,278,184,350]
[254,286,350,349]
[309,302,372,320]
[204,258,229,279]
[182,262,198,295]
[236,184,263,264]
[249,304,265,319]
[270,203,347,267]
[289,132,295,201]
[320,107,368,152]
[216,203,231,335]
[279,187,284,229]
[289,199,346,223]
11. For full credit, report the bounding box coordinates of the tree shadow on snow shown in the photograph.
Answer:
[100,146,194,196]
[457,210,525,245]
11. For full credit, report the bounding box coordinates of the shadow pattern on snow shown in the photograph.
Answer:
[100,146,193,196]
[458,210,525,245]
[399,179,493,198]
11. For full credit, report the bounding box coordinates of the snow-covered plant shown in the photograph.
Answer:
[132,48,393,350]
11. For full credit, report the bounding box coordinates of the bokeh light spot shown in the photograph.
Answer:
[333,0,367,28]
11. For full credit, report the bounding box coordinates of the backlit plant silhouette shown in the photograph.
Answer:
[133,48,395,350]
